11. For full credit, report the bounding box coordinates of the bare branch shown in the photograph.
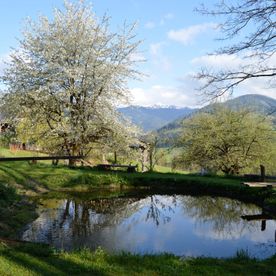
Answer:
[196,0,276,99]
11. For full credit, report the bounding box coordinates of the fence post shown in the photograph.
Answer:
[260,164,265,182]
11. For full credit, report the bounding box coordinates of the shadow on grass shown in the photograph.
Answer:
[0,163,50,193]
[0,244,105,276]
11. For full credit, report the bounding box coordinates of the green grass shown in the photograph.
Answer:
[154,165,188,174]
[0,243,275,276]
[0,148,47,158]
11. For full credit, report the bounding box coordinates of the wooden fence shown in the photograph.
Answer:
[0,156,83,162]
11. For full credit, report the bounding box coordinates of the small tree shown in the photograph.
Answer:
[1,1,142,164]
[143,133,167,172]
[147,135,159,172]
[179,107,275,175]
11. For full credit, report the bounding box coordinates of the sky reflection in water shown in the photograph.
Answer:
[22,194,276,258]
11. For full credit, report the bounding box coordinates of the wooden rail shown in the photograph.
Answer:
[0,156,83,162]
[243,182,276,188]
[96,163,137,172]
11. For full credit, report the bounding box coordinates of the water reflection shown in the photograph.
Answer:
[145,196,177,226]
[241,213,276,243]
[22,194,276,258]
[181,196,260,240]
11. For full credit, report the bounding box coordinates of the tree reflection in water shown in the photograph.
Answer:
[57,197,141,237]
[21,193,275,257]
[26,195,262,241]
[146,196,177,226]
[180,196,261,239]
[57,195,177,234]
[23,195,178,244]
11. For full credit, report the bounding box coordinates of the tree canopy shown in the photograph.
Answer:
[178,107,276,175]
[1,1,141,157]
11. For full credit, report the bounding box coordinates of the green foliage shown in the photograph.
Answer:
[178,107,276,175]
[235,249,252,261]
[0,129,16,148]
[0,183,17,207]
[0,243,275,276]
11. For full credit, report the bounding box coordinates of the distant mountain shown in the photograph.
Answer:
[157,94,276,146]
[119,106,196,132]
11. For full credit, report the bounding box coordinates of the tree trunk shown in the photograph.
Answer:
[260,165,265,182]
[149,148,153,172]
[114,151,117,164]
[68,158,76,167]
[68,144,78,168]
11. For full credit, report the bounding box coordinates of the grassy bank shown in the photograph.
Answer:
[0,183,37,238]
[0,160,275,206]
[0,242,275,276]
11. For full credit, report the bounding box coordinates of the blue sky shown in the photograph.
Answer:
[0,0,275,107]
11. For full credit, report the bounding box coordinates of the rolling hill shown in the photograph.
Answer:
[224,94,276,113]
[156,94,276,146]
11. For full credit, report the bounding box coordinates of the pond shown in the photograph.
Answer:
[21,192,276,259]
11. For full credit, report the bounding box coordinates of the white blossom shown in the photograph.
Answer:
[1,0,142,157]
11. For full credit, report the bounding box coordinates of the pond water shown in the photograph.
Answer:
[21,193,276,258]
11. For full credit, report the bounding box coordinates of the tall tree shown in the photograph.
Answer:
[178,107,275,175]
[196,0,275,100]
[1,1,142,160]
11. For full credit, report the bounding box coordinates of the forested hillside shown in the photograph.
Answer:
[157,94,276,146]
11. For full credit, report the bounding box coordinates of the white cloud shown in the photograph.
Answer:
[237,78,276,99]
[160,13,174,25]
[130,85,201,107]
[145,13,174,29]
[192,51,276,70]
[159,58,171,72]
[149,42,172,72]
[168,23,218,45]
[164,13,174,20]
[149,42,163,56]
[144,21,155,29]
[189,53,276,99]
[191,54,243,70]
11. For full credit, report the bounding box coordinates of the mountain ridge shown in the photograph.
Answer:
[119,94,276,134]
[119,105,196,132]
[156,94,276,146]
